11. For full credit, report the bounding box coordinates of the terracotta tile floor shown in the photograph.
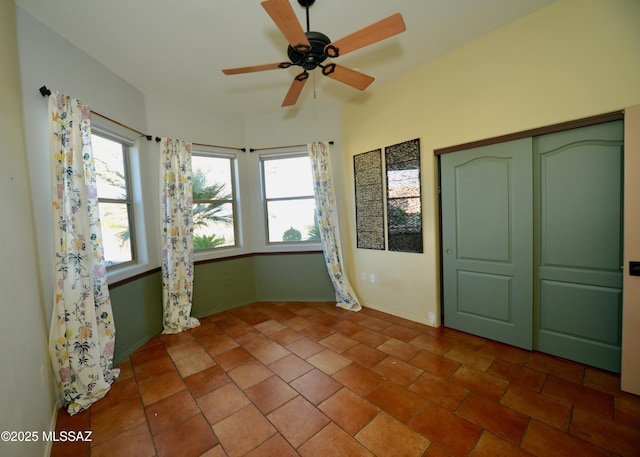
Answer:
[51,301,640,457]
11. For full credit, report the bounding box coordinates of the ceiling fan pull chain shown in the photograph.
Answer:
[312,70,317,100]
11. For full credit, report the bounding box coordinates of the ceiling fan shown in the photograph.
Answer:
[222,0,406,107]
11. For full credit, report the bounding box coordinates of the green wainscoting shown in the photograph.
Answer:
[110,271,163,364]
[192,255,257,318]
[109,251,335,364]
[253,252,336,301]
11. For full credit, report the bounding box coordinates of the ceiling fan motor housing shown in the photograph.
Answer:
[287,31,331,70]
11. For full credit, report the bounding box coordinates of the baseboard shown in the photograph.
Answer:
[43,398,61,457]
[360,302,435,327]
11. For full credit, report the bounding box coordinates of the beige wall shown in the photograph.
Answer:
[622,104,640,394]
[340,0,640,386]
[0,0,57,455]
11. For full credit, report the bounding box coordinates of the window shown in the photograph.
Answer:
[261,154,318,243]
[192,153,237,249]
[92,133,135,267]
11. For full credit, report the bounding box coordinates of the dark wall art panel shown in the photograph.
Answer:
[354,149,385,250]
[385,139,423,253]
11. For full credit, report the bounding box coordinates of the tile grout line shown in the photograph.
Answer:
[52,301,639,457]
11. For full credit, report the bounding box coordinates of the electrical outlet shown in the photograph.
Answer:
[428,312,435,324]
[369,273,376,283]
[223,276,231,286]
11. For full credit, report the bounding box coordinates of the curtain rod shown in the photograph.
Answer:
[249,141,334,153]
[39,86,153,140]
[40,86,246,152]
[154,136,246,153]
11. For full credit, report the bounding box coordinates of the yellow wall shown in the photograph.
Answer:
[341,0,640,337]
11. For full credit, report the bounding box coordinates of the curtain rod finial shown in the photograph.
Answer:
[39,86,51,97]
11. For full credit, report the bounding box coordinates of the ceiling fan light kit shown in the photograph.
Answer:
[222,0,406,107]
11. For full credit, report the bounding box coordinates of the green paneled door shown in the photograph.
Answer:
[533,121,624,372]
[441,138,534,350]
[441,120,624,372]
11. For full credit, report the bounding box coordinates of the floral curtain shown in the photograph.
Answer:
[48,92,119,414]
[160,138,200,333]
[308,141,362,311]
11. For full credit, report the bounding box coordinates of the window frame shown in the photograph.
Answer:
[91,130,137,269]
[260,151,319,245]
[191,149,239,251]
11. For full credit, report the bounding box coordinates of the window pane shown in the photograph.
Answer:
[267,198,317,242]
[264,156,314,198]
[92,132,136,267]
[192,156,233,199]
[193,203,235,248]
[192,154,236,250]
[98,202,133,266]
[92,134,127,199]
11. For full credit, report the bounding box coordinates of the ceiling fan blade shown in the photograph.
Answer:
[282,74,308,107]
[261,0,310,49]
[329,13,406,57]
[324,64,374,91]
[222,62,289,75]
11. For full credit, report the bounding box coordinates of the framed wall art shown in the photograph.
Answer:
[353,149,385,250]
[385,139,423,253]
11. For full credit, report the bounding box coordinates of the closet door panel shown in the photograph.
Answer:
[534,120,624,372]
[457,271,512,322]
[539,142,623,271]
[441,138,533,350]
[540,280,622,345]
[455,158,511,263]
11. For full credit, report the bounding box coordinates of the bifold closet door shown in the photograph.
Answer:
[441,138,533,350]
[533,120,624,372]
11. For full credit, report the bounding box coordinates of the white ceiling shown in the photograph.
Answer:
[16,0,557,115]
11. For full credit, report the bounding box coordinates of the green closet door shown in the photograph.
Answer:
[441,138,533,350]
[533,120,624,372]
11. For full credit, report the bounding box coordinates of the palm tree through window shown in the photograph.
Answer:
[192,154,237,249]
